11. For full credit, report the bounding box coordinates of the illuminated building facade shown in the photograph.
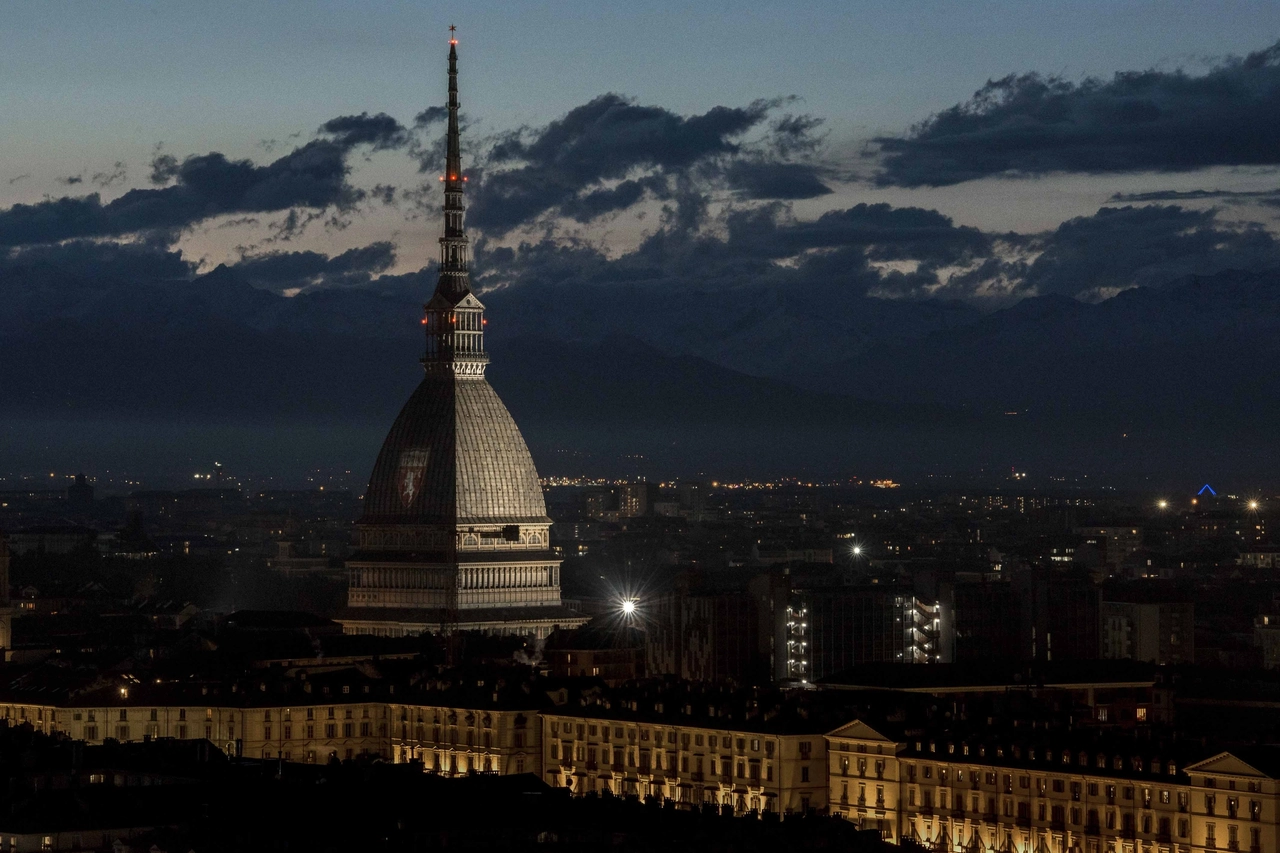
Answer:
[827,722,1280,853]
[339,35,585,639]
[541,709,828,815]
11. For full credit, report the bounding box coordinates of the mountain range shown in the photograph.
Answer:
[2,262,1277,485]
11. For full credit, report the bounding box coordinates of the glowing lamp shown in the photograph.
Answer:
[621,600,637,616]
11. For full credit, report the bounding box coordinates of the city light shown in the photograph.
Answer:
[1249,500,1260,511]
[621,599,637,616]
[1157,500,1168,510]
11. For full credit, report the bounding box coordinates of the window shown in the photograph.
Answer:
[264,725,272,739]
[801,766,809,783]
[325,724,336,738]
[1207,823,1217,849]
[799,742,812,760]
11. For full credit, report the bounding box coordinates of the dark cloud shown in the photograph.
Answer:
[231,241,397,293]
[0,112,413,249]
[769,113,826,158]
[59,175,84,185]
[318,112,409,150]
[717,202,993,265]
[91,162,127,188]
[725,161,831,199]
[7,173,31,185]
[414,106,447,127]
[1109,187,1280,206]
[877,40,1280,186]
[468,93,817,233]
[0,136,370,248]
[1020,204,1280,300]
[1,239,194,284]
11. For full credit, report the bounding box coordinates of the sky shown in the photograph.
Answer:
[5,1,1280,279]
[6,1,1280,484]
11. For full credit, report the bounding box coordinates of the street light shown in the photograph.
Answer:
[621,599,637,616]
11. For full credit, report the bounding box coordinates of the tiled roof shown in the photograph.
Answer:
[359,376,550,527]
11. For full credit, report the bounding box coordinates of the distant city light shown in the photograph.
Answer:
[851,545,862,557]
[1157,500,1168,510]
[1249,500,1260,511]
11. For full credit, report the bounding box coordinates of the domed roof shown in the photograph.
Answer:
[359,376,549,526]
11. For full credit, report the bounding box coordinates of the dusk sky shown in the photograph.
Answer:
[6,1,1280,484]
[6,1,1280,281]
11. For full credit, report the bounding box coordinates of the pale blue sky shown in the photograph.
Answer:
[3,1,1280,274]
[5,0,1280,171]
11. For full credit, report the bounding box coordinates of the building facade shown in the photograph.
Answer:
[540,709,828,815]
[826,722,1280,853]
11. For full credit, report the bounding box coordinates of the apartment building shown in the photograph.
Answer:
[0,671,541,774]
[825,723,1280,853]
[541,705,828,815]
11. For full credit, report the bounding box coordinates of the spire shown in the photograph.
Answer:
[423,27,488,379]
[436,25,470,300]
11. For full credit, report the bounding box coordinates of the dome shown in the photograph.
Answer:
[359,375,549,526]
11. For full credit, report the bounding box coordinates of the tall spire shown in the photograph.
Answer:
[422,27,488,379]
[437,26,469,300]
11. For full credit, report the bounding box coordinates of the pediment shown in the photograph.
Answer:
[827,719,895,743]
[1184,752,1273,779]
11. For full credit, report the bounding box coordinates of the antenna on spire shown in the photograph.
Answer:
[449,24,457,44]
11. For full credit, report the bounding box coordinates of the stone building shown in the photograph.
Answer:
[826,722,1280,853]
[338,36,585,639]
[541,705,828,815]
